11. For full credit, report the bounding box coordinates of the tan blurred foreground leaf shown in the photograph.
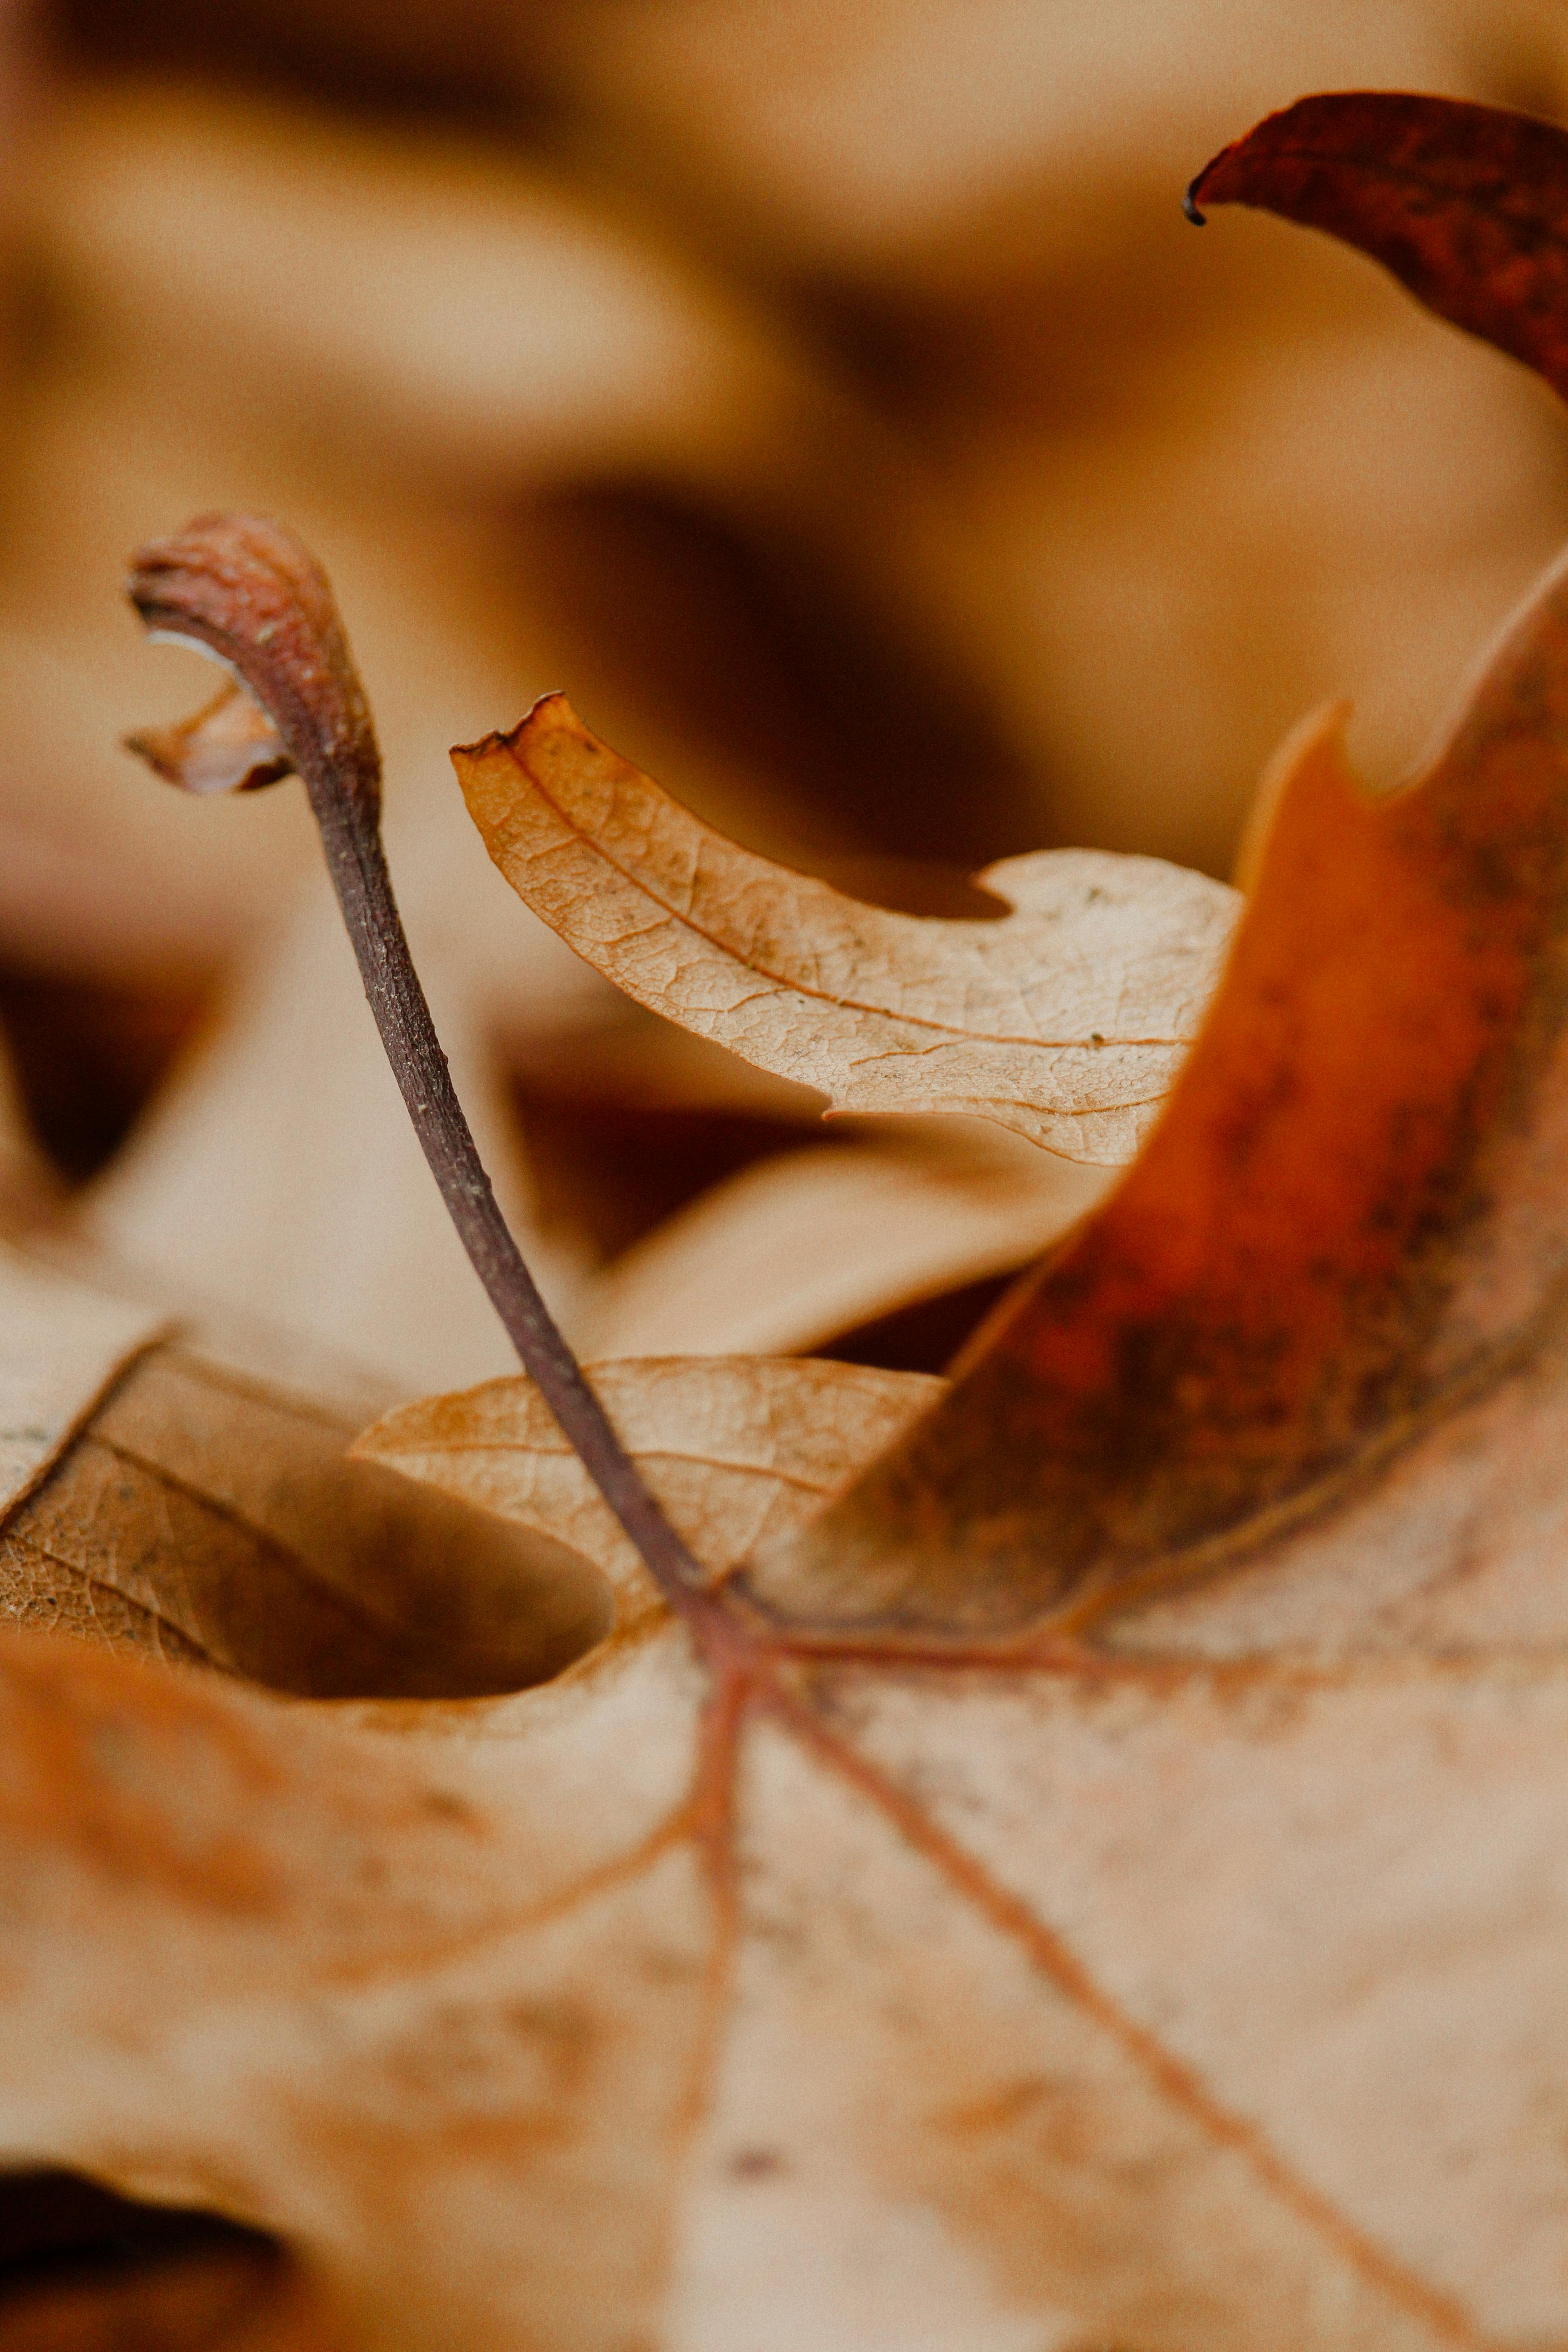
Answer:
[576,1114,1109,1359]
[454,695,1239,1163]
[12,539,1568,2346]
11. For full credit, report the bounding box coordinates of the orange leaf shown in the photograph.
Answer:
[764,547,1568,1632]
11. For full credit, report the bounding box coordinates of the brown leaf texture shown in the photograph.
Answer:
[13,545,1568,2345]
[763,539,1568,1639]
[454,695,1239,1163]
[0,1245,608,1698]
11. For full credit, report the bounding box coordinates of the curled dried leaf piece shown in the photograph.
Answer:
[128,512,379,818]
[125,674,292,797]
[454,696,1238,1165]
[1187,91,1568,402]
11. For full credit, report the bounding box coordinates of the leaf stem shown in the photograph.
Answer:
[323,803,714,1606]
[126,513,711,1615]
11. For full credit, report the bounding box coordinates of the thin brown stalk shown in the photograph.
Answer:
[125,511,713,1619]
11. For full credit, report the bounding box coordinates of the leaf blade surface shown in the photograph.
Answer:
[453,696,1238,1164]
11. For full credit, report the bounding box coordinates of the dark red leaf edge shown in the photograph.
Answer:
[1187,91,1568,405]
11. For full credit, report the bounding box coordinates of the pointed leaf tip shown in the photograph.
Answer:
[1188,90,1568,406]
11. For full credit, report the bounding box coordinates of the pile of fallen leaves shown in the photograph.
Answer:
[5,87,1568,2350]
[8,1,1568,1403]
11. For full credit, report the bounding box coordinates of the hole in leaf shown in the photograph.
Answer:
[2,1348,615,1699]
[0,2168,287,2346]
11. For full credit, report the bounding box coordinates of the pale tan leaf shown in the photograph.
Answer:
[454,695,1240,1163]
[358,1353,942,1622]
[38,78,895,526]
[578,1117,1109,1358]
[0,1240,166,1515]
[125,675,292,798]
[79,887,594,1396]
[0,1327,1531,2351]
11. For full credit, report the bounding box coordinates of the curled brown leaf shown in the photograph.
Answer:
[125,676,293,798]
[1189,92,1568,403]
[453,695,1239,1165]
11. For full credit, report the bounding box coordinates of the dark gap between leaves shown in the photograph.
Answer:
[0,966,207,1185]
[511,1086,1018,1374]
[45,0,550,138]
[0,2168,286,2342]
[515,1089,825,1266]
[818,1272,1015,1375]
[520,480,1041,868]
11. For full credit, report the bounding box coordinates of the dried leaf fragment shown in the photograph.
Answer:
[0,1246,608,1697]
[125,674,292,797]
[358,1352,944,1624]
[1188,91,1568,401]
[453,695,1239,1163]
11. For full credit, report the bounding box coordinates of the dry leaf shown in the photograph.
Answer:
[125,675,294,799]
[68,4,1568,874]
[0,1243,606,1697]
[577,1116,1109,1360]
[0,1245,167,1512]
[454,695,1239,1163]
[78,882,595,1396]
[363,1352,941,1633]
[502,1002,1109,1363]
[9,508,1568,2342]
[16,78,1568,2347]
[758,529,1568,1627]
[1188,91,1568,400]
[8,47,1564,1395]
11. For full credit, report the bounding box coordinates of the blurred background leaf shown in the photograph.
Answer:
[3,0,1568,1390]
